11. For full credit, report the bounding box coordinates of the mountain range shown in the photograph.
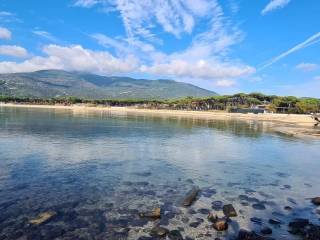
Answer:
[0,70,217,99]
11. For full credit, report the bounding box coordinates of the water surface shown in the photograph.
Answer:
[0,107,320,240]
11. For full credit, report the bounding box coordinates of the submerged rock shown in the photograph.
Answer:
[29,211,57,225]
[168,230,183,240]
[268,218,282,225]
[288,218,310,236]
[208,214,228,231]
[139,208,161,219]
[311,197,320,206]
[223,204,237,217]
[260,227,272,235]
[182,187,200,207]
[236,229,274,240]
[150,226,169,237]
[252,203,266,210]
[305,225,320,240]
[250,217,262,225]
[212,201,223,210]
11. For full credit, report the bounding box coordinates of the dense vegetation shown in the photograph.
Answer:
[1,93,319,114]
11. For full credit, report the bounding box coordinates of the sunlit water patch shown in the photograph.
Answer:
[0,107,320,240]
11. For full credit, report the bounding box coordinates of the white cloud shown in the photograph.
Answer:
[33,30,59,43]
[259,32,320,70]
[215,79,236,87]
[87,0,255,84]
[296,63,318,72]
[74,0,101,8]
[0,44,139,74]
[0,27,11,40]
[0,45,28,58]
[261,0,291,15]
[141,60,254,79]
[314,76,320,81]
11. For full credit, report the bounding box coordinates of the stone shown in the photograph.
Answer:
[268,218,282,225]
[197,208,210,215]
[305,225,320,240]
[250,217,262,225]
[260,227,272,235]
[168,230,183,240]
[311,197,320,206]
[289,218,309,229]
[139,208,161,219]
[29,211,57,225]
[182,187,200,207]
[189,221,201,228]
[236,229,274,240]
[252,203,266,210]
[223,204,237,217]
[208,214,228,231]
[284,206,292,211]
[150,226,169,237]
[212,201,223,210]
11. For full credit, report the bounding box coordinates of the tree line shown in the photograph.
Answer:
[0,93,319,114]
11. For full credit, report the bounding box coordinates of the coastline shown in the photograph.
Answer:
[1,103,319,138]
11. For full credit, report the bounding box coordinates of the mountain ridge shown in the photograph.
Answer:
[0,70,217,99]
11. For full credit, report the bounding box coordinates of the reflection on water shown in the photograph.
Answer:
[0,107,320,240]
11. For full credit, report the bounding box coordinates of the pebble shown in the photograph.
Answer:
[311,197,320,206]
[261,227,272,235]
[168,230,183,240]
[150,226,169,237]
[222,204,237,217]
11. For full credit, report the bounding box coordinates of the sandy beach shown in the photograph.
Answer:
[1,103,319,138]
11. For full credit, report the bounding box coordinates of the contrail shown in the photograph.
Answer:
[258,32,320,71]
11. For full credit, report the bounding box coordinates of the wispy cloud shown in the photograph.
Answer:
[296,63,318,72]
[261,0,291,15]
[259,32,320,70]
[0,27,11,40]
[88,1,254,83]
[32,30,59,43]
[0,45,28,58]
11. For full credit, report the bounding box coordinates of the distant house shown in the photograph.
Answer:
[230,105,271,114]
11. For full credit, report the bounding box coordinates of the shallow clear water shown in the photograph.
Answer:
[0,106,320,240]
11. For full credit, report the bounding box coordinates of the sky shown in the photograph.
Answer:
[0,0,319,97]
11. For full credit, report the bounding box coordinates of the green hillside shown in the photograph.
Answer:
[0,70,217,99]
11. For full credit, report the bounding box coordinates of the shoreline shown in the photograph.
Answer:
[1,103,319,138]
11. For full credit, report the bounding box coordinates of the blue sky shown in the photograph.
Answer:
[0,0,319,97]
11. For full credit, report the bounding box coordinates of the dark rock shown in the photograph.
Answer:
[287,197,297,205]
[189,221,201,228]
[168,230,183,240]
[212,201,223,210]
[250,217,262,225]
[134,171,152,177]
[236,229,274,240]
[197,208,210,215]
[289,218,309,229]
[260,227,272,235]
[202,188,216,198]
[252,203,266,210]
[305,225,320,240]
[150,226,169,237]
[223,204,237,217]
[311,197,320,206]
[182,187,200,207]
[268,218,281,225]
[284,206,292,211]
